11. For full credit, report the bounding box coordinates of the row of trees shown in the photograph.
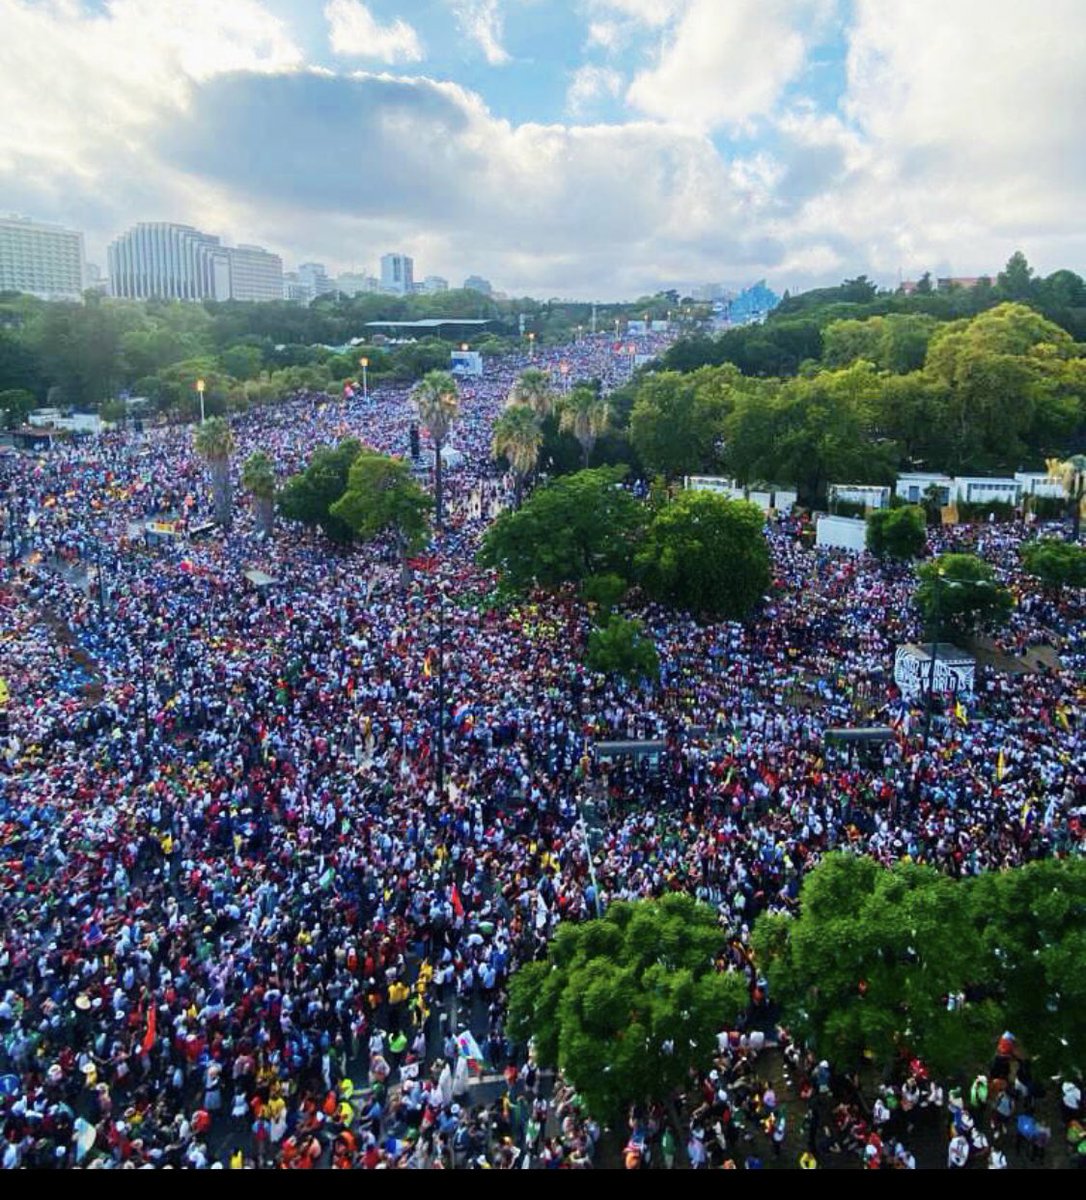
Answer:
[507,855,1086,1123]
[0,287,696,419]
[608,303,1086,502]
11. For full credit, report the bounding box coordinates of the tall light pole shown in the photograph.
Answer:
[559,361,570,392]
[358,357,369,402]
[196,378,206,423]
[527,331,535,361]
[435,579,446,804]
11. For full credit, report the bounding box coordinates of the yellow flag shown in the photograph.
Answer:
[997,749,1005,781]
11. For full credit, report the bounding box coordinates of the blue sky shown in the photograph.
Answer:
[1,0,1083,298]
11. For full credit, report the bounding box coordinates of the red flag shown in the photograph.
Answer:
[141,1004,157,1054]
[450,885,464,919]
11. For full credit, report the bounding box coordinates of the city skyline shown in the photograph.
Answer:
[1,1,1084,299]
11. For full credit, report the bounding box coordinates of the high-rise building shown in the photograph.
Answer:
[108,222,231,301]
[227,244,283,302]
[463,274,492,296]
[282,272,313,304]
[0,215,85,301]
[380,252,414,295]
[297,262,333,298]
[336,271,380,296]
[421,275,448,294]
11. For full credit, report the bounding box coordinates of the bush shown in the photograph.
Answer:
[956,499,1016,523]
[585,616,660,683]
[866,504,927,560]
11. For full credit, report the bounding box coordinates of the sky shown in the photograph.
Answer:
[1,0,1084,300]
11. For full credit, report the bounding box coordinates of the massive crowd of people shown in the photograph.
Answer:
[0,330,1083,1168]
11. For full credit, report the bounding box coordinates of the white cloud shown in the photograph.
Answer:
[450,0,511,66]
[1,0,1083,298]
[324,0,423,63]
[626,0,814,131]
[566,65,623,116]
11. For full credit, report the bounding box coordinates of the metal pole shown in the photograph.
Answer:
[579,816,602,918]
[922,573,941,751]
[362,362,368,402]
[436,582,445,803]
[140,630,150,742]
[95,539,106,621]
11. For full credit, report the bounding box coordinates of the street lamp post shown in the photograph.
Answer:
[358,357,369,402]
[93,538,106,622]
[435,580,446,803]
[196,378,206,423]
[559,361,570,392]
[527,331,535,361]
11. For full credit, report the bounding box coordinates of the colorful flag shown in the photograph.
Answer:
[997,749,1006,781]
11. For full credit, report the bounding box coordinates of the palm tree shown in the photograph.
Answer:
[491,404,542,508]
[242,450,276,538]
[508,367,556,419]
[1046,454,1086,541]
[412,370,460,528]
[559,385,610,469]
[194,416,235,529]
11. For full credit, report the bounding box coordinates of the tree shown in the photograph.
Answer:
[1020,538,1086,593]
[997,250,1035,301]
[559,385,609,469]
[278,438,362,543]
[915,553,1013,641]
[1045,454,1086,542]
[491,403,542,507]
[753,855,997,1075]
[965,859,1086,1074]
[193,416,235,529]
[478,466,644,592]
[0,388,35,428]
[412,370,460,528]
[586,616,660,683]
[866,505,927,560]
[635,492,769,620]
[726,364,891,506]
[242,451,277,538]
[507,367,556,418]
[628,370,731,479]
[508,895,748,1119]
[330,451,432,587]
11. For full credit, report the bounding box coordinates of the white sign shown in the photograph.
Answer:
[893,644,975,700]
[450,350,483,377]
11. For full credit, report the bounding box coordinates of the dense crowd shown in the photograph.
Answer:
[0,330,1083,1168]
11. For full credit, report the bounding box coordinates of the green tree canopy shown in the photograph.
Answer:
[1020,538,1086,592]
[629,370,733,479]
[508,895,748,1119]
[278,437,362,543]
[866,504,927,560]
[915,552,1013,641]
[753,855,999,1075]
[478,466,644,592]
[329,451,431,584]
[635,492,769,620]
[585,615,660,683]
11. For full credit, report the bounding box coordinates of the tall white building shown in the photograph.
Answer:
[421,275,448,294]
[227,244,283,302]
[297,262,333,298]
[0,215,85,301]
[381,252,414,295]
[336,271,380,296]
[108,223,231,301]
